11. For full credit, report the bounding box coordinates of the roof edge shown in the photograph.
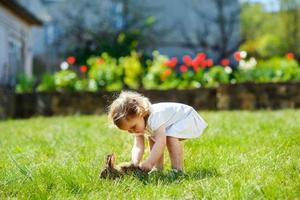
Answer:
[0,0,43,26]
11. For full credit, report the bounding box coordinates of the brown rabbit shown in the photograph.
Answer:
[100,154,145,179]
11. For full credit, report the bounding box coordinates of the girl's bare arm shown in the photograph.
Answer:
[131,135,145,165]
[144,126,166,167]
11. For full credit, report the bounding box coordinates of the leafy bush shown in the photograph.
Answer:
[16,74,34,93]
[54,70,78,91]
[36,73,56,92]
[142,51,171,89]
[203,66,230,87]
[235,57,300,83]
[119,51,143,89]
[257,57,300,81]
[87,53,123,91]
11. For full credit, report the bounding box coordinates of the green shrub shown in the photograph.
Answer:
[15,74,34,93]
[36,73,56,92]
[119,51,143,89]
[235,57,300,83]
[257,57,300,81]
[142,51,171,89]
[87,53,123,91]
[203,66,230,87]
[54,70,78,91]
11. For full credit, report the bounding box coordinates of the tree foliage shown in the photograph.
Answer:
[52,0,157,64]
[240,0,300,59]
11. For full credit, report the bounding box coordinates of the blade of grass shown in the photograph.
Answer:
[8,153,33,181]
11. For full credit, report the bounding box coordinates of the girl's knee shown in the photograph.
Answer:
[166,136,181,146]
[167,136,178,141]
[167,137,183,154]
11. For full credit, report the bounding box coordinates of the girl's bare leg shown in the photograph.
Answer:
[149,138,164,170]
[166,136,183,170]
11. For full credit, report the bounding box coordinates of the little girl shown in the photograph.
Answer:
[108,91,207,172]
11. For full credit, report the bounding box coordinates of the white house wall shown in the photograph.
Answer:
[0,5,33,86]
[0,25,6,83]
[17,0,50,55]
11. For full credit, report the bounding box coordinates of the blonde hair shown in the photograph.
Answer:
[108,91,151,127]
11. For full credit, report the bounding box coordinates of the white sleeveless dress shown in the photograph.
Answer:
[144,102,207,140]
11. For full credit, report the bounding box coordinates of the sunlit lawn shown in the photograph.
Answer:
[0,110,299,199]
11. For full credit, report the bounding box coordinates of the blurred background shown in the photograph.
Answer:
[0,0,300,119]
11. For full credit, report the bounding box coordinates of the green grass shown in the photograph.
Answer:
[0,110,299,199]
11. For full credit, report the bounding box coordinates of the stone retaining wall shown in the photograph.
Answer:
[14,88,216,118]
[0,87,15,119]
[217,82,300,110]
[0,82,299,119]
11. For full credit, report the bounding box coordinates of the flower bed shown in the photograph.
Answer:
[16,51,300,93]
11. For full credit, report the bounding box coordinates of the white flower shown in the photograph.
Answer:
[239,60,246,67]
[249,57,257,66]
[240,51,247,59]
[60,61,69,70]
[238,57,256,70]
[88,79,98,91]
[225,66,232,74]
[230,79,237,84]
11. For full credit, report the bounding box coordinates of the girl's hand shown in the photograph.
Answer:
[139,161,153,172]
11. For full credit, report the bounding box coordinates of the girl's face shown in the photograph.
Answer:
[118,115,146,135]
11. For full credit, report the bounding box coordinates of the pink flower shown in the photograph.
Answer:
[80,65,88,73]
[180,65,188,73]
[67,56,76,65]
[286,52,295,60]
[220,58,230,66]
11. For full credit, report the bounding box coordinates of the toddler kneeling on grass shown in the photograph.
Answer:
[108,91,207,172]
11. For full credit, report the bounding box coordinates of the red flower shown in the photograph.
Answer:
[196,53,206,61]
[80,65,88,73]
[183,55,193,66]
[180,65,188,73]
[220,58,230,66]
[160,69,172,81]
[193,65,200,72]
[201,61,207,68]
[164,69,172,76]
[201,59,213,68]
[192,59,200,69]
[233,52,241,61]
[286,52,295,60]
[192,53,207,67]
[205,59,214,67]
[164,57,178,68]
[67,56,76,65]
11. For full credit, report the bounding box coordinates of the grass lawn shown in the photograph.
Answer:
[0,110,299,199]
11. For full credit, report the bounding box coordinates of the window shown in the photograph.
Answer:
[45,22,55,45]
